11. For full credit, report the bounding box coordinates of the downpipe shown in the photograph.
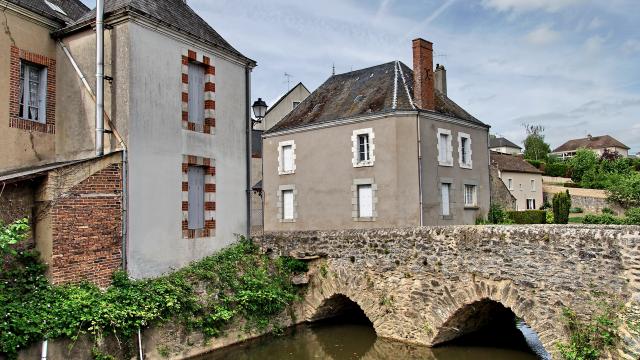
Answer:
[245,67,252,238]
[137,327,143,360]
[95,0,104,156]
[41,340,48,360]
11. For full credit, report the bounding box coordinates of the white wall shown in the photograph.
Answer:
[126,23,248,278]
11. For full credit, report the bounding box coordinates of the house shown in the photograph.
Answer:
[0,0,254,285]
[490,136,521,155]
[490,152,543,211]
[250,82,310,233]
[262,39,491,231]
[551,134,630,159]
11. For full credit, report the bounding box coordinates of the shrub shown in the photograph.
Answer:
[569,149,599,183]
[569,207,583,214]
[545,162,570,177]
[625,208,640,225]
[601,207,614,215]
[507,210,547,224]
[564,183,582,188]
[488,204,509,224]
[546,211,554,224]
[526,159,544,169]
[606,173,640,208]
[553,191,572,224]
[582,214,626,225]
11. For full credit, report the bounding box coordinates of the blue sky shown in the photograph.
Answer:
[80,0,640,153]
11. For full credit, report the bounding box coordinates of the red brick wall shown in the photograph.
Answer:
[51,164,122,287]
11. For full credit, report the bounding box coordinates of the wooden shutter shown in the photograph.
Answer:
[188,63,205,124]
[188,166,205,229]
[441,183,450,216]
[358,185,373,217]
[283,145,293,172]
[283,190,294,220]
[439,134,448,162]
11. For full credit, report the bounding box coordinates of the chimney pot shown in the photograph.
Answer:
[412,38,435,111]
[435,64,447,96]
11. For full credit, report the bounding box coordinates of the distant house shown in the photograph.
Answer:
[1,0,255,285]
[490,152,543,211]
[260,82,311,131]
[552,134,630,159]
[489,137,521,155]
[262,39,491,230]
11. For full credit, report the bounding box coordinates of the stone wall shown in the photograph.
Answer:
[0,181,35,225]
[489,165,516,210]
[260,225,640,359]
[543,184,625,215]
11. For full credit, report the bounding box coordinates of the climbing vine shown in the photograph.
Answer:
[0,221,307,359]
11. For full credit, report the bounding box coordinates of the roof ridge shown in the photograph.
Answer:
[396,60,415,110]
[392,61,399,110]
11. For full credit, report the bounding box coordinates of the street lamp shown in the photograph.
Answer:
[251,98,268,127]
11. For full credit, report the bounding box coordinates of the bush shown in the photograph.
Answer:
[488,204,508,224]
[546,211,554,224]
[546,162,570,177]
[553,191,572,224]
[606,172,640,208]
[582,214,626,225]
[564,183,582,188]
[625,208,640,225]
[601,207,614,215]
[526,159,544,169]
[507,210,547,224]
[569,207,583,214]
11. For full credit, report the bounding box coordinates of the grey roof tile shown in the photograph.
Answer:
[8,0,89,24]
[490,137,521,149]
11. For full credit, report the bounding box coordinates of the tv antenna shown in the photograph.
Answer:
[284,72,293,91]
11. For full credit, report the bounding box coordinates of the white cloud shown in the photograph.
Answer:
[482,0,579,13]
[623,39,640,54]
[585,35,605,53]
[588,17,604,30]
[525,25,560,45]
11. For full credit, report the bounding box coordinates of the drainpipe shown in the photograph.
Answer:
[41,340,48,360]
[245,66,252,238]
[416,112,424,226]
[59,40,128,271]
[95,0,105,156]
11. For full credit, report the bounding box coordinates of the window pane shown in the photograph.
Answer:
[283,190,294,219]
[461,137,468,163]
[441,183,450,216]
[358,134,369,162]
[465,185,476,206]
[358,185,373,217]
[188,62,205,124]
[188,166,205,229]
[282,145,293,172]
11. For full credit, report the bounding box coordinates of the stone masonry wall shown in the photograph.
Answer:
[490,165,516,210]
[51,164,122,288]
[544,184,625,215]
[261,225,640,359]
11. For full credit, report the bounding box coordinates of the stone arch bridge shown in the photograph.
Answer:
[260,225,640,359]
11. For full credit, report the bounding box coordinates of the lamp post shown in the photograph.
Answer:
[251,98,268,128]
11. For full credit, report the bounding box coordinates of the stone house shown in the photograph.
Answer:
[0,0,254,286]
[489,136,521,155]
[490,152,543,211]
[262,39,491,231]
[551,134,630,159]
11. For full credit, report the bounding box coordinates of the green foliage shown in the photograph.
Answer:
[507,210,547,224]
[557,300,623,360]
[601,207,614,215]
[488,204,509,224]
[277,256,309,274]
[0,238,304,359]
[523,124,551,161]
[526,159,543,169]
[582,214,626,225]
[606,172,640,208]
[569,149,599,184]
[553,191,572,224]
[569,207,583,214]
[625,208,640,225]
[545,162,570,177]
[546,211,555,224]
[0,218,30,260]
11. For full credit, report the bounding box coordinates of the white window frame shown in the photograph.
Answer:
[441,182,452,217]
[507,178,513,190]
[277,185,297,222]
[437,128,453,167]
[526,198,536,210]
[352,178,377,221]
[458,132,472,169]
[464,184,478,208]
[531,179,536,191]
[352,128,375,167]
[277,140,296,175]
[19,61,47,124]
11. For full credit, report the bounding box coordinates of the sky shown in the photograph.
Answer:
[79,0,640,153]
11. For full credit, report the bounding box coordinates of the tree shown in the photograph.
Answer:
[552,191,571,224]
[522,124,551,161]
[568,148,599,183]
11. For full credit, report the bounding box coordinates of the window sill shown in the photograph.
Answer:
[353,162,374,168]
[464,206,480,210]
[279,219,296,223]
[278,171,295,176]
[353,217,376,222]
[460,164,473,170]
[438,162,453,167]
[441,215,453,220]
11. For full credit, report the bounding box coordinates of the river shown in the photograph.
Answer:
[193,319,549,360]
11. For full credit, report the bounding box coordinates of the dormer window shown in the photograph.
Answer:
[352,128,375,167]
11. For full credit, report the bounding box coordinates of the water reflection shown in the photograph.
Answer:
[193,323,540,360]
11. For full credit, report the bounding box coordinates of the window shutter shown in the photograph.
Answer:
[283,145,293,172]
[283,190,294,219]
[358,185,373,218]
[188,63,205,124]
[188,166,205,229]
[441,184,450,216]
[38,67,47,123]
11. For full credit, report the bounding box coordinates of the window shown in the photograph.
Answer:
[352,128,375,167]
[458,133,472,169]
[357,184,373,218]
[507,178,513,190]
[437,129,453,166]
[19,61,47,123]
[188,62,205,124]
[531,179,536,191]
[292,101,300,109]
[441,183,451,216]
[464,184,477,207]
[282,189,294,220]
[278,140,296,174]
[187,166,205,229]
[526,198,536,210]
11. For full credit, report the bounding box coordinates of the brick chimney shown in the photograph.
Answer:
[412,38,435,111]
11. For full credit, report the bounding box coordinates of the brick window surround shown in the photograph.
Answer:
[181,49,215,134]
[9,46,56,134]
[181,155,216,238]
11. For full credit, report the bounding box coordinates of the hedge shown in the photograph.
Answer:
[507,210,547,224]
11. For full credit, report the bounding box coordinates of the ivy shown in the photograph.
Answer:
[0,230,307,359]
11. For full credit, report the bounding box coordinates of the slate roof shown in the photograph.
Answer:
[490,152,542,174]
[552,135,630,153]
[267,61,487,133]
[8,0,89,24]
[58,0,252,63]
[489,137,521,149]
